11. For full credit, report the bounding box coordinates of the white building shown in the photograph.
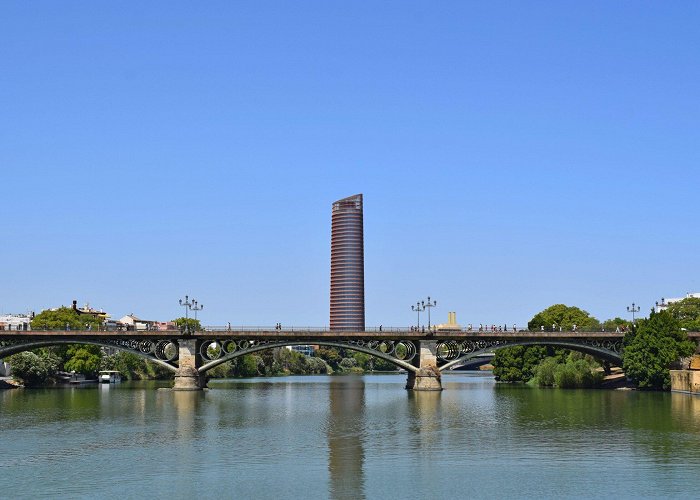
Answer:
[656,292,700,313]
[118,314,155,331]
[0,313,32,331]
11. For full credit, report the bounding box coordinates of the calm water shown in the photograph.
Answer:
[2,373,700,499]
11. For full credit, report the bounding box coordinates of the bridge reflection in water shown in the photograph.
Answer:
[328,377,365,500]
[2,329,697,391]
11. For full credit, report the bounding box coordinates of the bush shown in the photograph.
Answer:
[623,310,696,390]
[493,346,558,382]
[532,357,558,386]
[533,354,603,388]
[9,351,60,386]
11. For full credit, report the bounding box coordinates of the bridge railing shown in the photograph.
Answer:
[201,326,414,333]
[1,325,630,334]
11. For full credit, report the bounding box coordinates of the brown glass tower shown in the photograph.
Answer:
[330,194,365,331]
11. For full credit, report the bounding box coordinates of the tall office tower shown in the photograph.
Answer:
[330,194,365,331]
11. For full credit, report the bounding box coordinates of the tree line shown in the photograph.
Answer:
[493,299,699,390]
[4,308,403,386]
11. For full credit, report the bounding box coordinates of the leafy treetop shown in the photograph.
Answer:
[31,307,103,330]
[527,304,600,331]
[173,317,202,333]
[665,297,700,331]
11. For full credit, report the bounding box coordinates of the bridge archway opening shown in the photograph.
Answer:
[438,340,623,372]
[0,339,179,372]
[197,340,419,374]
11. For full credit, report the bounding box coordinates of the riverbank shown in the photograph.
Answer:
[0,377,21,389]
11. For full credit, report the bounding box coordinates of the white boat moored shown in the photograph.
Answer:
[98,370,122,384]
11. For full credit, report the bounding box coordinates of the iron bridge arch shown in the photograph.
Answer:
[0,339,180,372]
[197,339,419,374]
[437,339,623,371]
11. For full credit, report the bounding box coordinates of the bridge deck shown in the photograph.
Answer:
[2,330,699,341]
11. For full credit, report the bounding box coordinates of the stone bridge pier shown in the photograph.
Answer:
[173,339,205,391]
[406,340,442,391]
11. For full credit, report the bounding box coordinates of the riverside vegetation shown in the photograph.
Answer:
[492,300,699,390]
[5,300,699,389]
[3,308,400,387]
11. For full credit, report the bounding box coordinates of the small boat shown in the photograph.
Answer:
[67,371,97,384]
[98,370,122,384]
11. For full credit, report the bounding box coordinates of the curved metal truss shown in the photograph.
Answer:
[197,339,419,374]
[437,339,624,371]
[0,338,180,372]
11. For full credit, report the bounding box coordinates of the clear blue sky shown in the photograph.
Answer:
[2,2,699,327]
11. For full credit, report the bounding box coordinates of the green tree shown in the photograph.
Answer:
[9,350,61,386]
[492,345,560,382]
[31,307,103,331]
[527,304,600,331]
[173,317,202,334]
[665,297,700,331]
[602,317,631,332]
[532,352,603,388]
[64,344,102,376]
[622,310,696,390]
[316,347,343,371]
[235,355,263,377]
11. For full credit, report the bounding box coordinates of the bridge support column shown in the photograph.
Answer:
[406,340,442,391]
[173,339,205,391]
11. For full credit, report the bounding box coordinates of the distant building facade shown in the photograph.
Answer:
[656,292,700,313]
[0,313,32,331]
[330,194,365,331]
[72,300,111,322]
[118,314,159,331]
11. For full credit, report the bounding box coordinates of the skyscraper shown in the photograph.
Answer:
[330,194,365,331]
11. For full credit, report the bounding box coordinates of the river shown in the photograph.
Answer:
[2,373,700,499]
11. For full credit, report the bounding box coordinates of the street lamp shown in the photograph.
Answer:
[655,297,666,312]
[191,300,204,322]
[627,302,641,324]
[423,296,437,332]
[411,301,424,330]
[179,295,196,334]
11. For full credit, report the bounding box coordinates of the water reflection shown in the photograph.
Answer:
[327,377,366,500]
[4,376,700,499]
[407,390,442,450]
[671,392,700,424]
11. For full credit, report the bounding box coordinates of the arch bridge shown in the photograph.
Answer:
[0,329,666,390]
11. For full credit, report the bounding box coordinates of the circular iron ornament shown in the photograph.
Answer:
[200,340,223,361]
[222,340,237,354]
[378,341,394,354]
[393,341,416,361]
[139,340,154,354]
[366,341,379,350]
[436,341,460,361]
[155,340,178,362]
[238,340,251,350]
[461,340,476,353]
